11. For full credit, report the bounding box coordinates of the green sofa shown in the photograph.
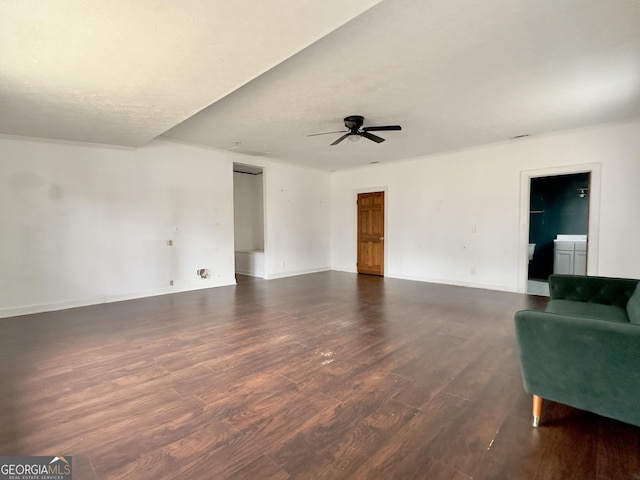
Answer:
[514,274,640,427]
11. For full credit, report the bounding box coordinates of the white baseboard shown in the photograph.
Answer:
[234,269,263,277]
[0,278,237,319]
[329,266,358,274]
[264,266,331,280]
[0,270,517,320]
[329,266,515,293]
[384,272,515,293]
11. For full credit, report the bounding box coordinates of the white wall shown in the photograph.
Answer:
[1,136,333,317]
[5,120,636,317]
[233,171,264,251]
[330,120,640,292]
[228,157,331,279]
[263,162,331,279]
[0,137,237,317]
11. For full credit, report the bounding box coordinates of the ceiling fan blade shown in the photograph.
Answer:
[362,125,402,132]
[307,130,348,137]
[330,133,352,146]
[362,131,385,143]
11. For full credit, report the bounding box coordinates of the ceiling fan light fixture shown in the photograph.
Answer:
[348,134,361,142]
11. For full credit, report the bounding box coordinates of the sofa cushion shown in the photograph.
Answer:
[546,299,629,323]
[627,283,640,325]
[549,275,639,308]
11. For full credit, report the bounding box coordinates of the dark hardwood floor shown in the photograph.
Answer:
[1,272,639,479]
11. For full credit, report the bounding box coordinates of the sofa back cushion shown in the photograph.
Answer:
[627,283,640,325]
[547,299,629,323]
[549,275,639,308]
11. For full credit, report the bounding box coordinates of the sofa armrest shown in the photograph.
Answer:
[514,309,640,427]
[549,274,639,309]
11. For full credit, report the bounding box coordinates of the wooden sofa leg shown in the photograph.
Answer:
[532,395,543,427]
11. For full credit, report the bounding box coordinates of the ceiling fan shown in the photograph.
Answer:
[308,115,402,146]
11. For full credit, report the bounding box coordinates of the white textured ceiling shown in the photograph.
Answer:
[0,0,382,147]
[2,0,640,170]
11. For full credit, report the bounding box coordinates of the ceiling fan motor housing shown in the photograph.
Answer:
[344,115,364,131]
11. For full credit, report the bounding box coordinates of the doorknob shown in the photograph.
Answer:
[380,237,384,241]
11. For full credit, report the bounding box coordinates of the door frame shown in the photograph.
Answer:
[354,186,388,276]
[518,163,601,293]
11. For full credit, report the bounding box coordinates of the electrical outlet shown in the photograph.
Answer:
[169,280,174,286]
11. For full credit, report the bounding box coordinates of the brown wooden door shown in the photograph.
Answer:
[357,192,384,276]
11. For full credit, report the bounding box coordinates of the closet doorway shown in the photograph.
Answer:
[233,163,265,278]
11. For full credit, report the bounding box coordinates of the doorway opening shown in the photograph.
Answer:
[527,172,590,295]
[233,163,265,279]
[357,191,385,276]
